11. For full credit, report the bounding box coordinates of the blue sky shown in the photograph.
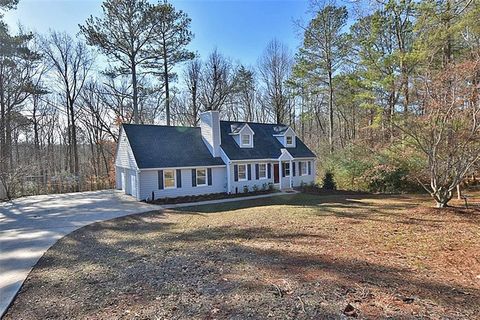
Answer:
[5,0,311,66]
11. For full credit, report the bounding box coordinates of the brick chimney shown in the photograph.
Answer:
[199,110,221,157]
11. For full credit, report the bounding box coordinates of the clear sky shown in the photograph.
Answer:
[4,0,310,66]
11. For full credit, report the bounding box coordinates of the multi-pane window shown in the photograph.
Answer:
[196,168,207,186]
[301,161,308,175]
[164,170,175,188]
[258,163,267,179]
[241,134,251,146]
[283,162,290,176]
[238,164,247,180]
[286,136,293,145]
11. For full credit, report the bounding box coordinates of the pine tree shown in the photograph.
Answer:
[147,2,194,126]
[322,171,337,190]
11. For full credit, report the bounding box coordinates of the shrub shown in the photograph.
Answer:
[318,142,425,193]
[261,183,268,191]
[252,184,259,192]
[243,185,249,193]
[268,182,274,191]
[365,164,421,193]
[322,172,337,190]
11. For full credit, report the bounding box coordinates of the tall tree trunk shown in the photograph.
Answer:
[162,40,171,126]
[0,82,6,173]
[402,64,409,113]
[69,100,79,192]
[131,59,139,124]
[328,69,334,154]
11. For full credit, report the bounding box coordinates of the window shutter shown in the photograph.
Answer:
[299,162,302,175]
[293,162,296,176]
[268,163,271,179]
[234,165,238,182]
[247,164,252,180]
[308,161,312,175]
[192,169,197,187]
[176,169,182,188]
[158,170,164,190]
[282,163,285,177]
[255,164,259,180]
[207,168,212,186]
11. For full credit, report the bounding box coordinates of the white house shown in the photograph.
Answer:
[115,111,316,201]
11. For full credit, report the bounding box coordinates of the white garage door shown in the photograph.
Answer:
[121,172,126,191]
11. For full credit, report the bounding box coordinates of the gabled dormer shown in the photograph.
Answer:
[229,123,254,148]
[273,126,296,148]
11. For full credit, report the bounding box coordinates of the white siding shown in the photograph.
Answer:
[115,167,122,189]
[291,160,315,186]
[138,167,227,201]
[281,175,291,188]
[116,167,138,196]
[229,161,275,193]
[199,111,221,157]
[115,130,138,170]
[229,160,315,193]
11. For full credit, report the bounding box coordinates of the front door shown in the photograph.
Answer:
[273,163,279,183]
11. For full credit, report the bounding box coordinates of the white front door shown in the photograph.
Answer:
[130,174,136,197]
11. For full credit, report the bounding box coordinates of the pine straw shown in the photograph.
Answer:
[4,193,480,319]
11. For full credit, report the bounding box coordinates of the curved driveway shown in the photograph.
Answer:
[0,190,155,317]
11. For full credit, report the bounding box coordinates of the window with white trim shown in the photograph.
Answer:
[283,162,290,176]
[196,168,207,186]
[258,163,267,179]
[241,134,251,146]
[164,170,176,189]
[238,164,247,181]
[286,136,293,145]
[301,161,308,176]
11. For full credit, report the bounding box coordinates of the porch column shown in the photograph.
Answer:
[279,160,282,189]
[226,161,231,194]
[289,159,292,188]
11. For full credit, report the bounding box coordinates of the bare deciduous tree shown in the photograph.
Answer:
[200,49,236,111]
[397,60,480,207]
[258,39,292,124]
[41,31,93,190]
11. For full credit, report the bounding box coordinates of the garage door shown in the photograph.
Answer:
[130,174,136,197]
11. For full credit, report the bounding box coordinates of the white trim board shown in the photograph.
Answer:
[140,165,226,171]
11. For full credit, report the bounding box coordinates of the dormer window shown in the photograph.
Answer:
[230,123,254,148]
[273,126,296,147]
[241,134,251,146]
[286,136,293,146]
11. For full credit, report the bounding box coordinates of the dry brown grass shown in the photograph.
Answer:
[4,193,480,319]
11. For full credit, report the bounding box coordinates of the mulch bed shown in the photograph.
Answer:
[146,189,277,205]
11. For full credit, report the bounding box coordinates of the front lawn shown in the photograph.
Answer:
[4,193,480,319]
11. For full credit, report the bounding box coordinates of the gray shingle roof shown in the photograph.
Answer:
[272,125,289,135]
[220,121,316,160]
[122,124,225,169]
[230,123,246,134]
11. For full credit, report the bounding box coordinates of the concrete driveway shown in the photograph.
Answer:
[0,190,155,317]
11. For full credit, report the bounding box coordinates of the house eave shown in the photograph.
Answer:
[139,164,227,171]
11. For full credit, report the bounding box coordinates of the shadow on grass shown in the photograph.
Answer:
[5,200,479,319]
[174,192,477,227]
